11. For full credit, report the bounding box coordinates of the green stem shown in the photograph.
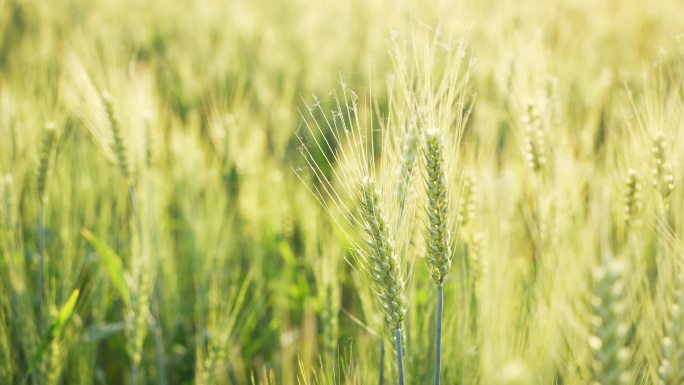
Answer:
[131,363,138,385]
[128,183,144,385]
[128,184,143,245]
[151,286,168,385]
[434,284,443,385]
[37,205,46,331]
[394,328,404,385]
[378,341,384,385]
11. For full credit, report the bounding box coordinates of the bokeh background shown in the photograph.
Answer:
[1,0,684,384]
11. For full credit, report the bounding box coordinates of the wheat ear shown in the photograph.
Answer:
[36,122,58,328]
[651,132,674,204]
[623,168,641,230]
[359,177,406,385]
[422,128,452,385]
[588,260,630,385]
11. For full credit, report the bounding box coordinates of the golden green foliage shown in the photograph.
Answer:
[0,0,684,384]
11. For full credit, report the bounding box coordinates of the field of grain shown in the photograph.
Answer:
[1,0,684,384]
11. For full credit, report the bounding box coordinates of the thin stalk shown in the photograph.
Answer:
[394,328,405,385]
[434,284,443,385]
[147,178,167,385]
[37,204,46,329]
[128,183,143,385]
[151,285,168,385]
[460,244,468,355]
[378,341,384,385]
[128,184,143,244]
[30,203,46,385]
[131,363,138,385]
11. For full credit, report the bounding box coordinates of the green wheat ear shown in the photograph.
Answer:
[588,260,631,385]
[522,102,547,175]
[651,132,674,202]
[423,128,453,385]
[101,92,131,180]
[359,176,406,385]
[36,122,58,203]
[424,128,452,285]
[396,124,418,222]
[623,168,641,228]
[359,177,406,331]
[458,171,477,235]
[659,289,684,385]
[659,262,684,385]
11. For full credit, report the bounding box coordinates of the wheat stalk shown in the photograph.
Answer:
[422,128,451,385]
[423,129,452,286]
[100,93,158,385]
[359,177,407,384]
[404,32,471,385]
[296,78,417,385]
[36,122,59,330]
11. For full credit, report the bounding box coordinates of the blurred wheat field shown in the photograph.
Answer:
[1,0,684,384]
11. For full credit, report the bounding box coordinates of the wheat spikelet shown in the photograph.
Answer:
[658,262,684,385]
[423,128,452,285]
[319,282,340,360]
[623,168,641,228]
[127,258,152,371]
[41,338,61,385]
[318,245,341,357]
[36,122,58,203]
[196,272,251,385]
[588,260,630,385]
[129,277,150,367]
[658,290,684,385]
[522,102,547,174]
[396,124,418,222]
[458,171,478,238]
[101,92,131,180]
[298,95,413,380]
[651,132,674,202]
[296,82,414,332]
[360,177,406,331]
[36,122,59,324]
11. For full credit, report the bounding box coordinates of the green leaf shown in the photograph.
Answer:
[21,289,80,385]
[278,240,296,265]
[80,228,131,307]
[82,321,126,343]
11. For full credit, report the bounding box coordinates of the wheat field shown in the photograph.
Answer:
[1,0,684,384]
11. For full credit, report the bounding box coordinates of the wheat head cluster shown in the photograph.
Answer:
[1,0,684,384]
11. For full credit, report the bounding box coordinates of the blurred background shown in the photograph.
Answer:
[1,0,684,384]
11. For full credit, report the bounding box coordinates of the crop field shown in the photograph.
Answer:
[1,0,684,384]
